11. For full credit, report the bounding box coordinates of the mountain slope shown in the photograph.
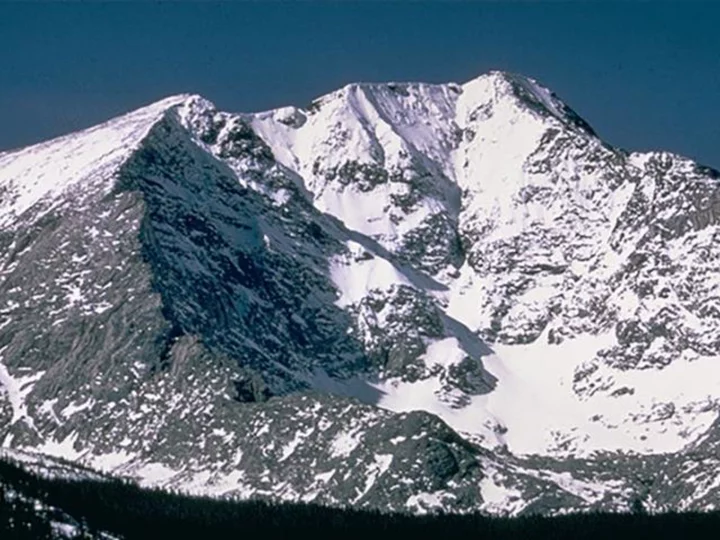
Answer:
[1,71,719,514]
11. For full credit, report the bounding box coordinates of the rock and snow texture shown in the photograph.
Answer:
[1,71,720,514]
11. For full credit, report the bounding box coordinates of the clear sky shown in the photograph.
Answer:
[1,1,718,168]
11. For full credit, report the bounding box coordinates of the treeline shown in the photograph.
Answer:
[1,456,719,539]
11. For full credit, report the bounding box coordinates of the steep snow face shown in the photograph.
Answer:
[251,71,604,280]
[252,81,460,187]
[450,73,634,343]
[252,82,464,275]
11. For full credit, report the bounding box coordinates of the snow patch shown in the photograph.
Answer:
[329,240,410,306]
[479,472,527,515]
[330,428,364,458]
[0,355,45,427]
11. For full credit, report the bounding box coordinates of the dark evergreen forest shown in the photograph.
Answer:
[2,457,718,539]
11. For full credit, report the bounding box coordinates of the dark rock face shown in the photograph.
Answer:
[349,285,445,378]
[397,211,464,275]
[116,114,365,395]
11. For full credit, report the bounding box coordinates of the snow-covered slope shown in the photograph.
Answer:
[1,71,720,514]
[0,95,192,229]
[251,71,720,459]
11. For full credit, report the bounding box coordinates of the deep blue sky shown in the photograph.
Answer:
[1,2,718,168]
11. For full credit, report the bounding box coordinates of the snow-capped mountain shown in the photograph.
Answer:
[1,71,719,514]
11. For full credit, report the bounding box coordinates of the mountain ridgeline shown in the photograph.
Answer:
[1,71,719,515]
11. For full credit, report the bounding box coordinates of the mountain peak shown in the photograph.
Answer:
[460,70,597,136]
[4,73,720,516]
[0,93,212,227]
